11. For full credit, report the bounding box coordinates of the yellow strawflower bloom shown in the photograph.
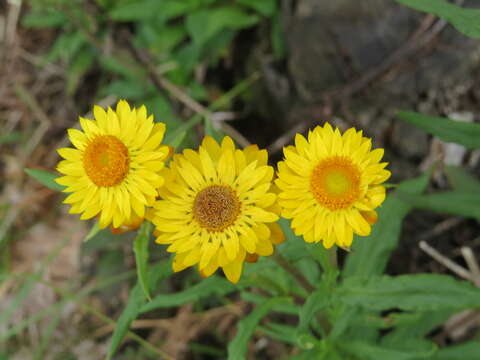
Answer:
[150,136,284,283]
[55,100,169,229]
[276,123,390,248]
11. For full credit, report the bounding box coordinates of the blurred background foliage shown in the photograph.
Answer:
[2,0,480,359]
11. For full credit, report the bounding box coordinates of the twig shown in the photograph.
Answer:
[120,29,210,119]
[460,247,480,287]
[417,217,464,242]
[419,241,472,281]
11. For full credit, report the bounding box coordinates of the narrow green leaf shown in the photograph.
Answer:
[238,0,277,16]
[84,221,100,242]
[397,190,480,220]
[109,0,163,21]
[186,7,260,48]
[341,339,436,360]
[140,276,236,313]
[133,222,152,301]
[107,283,146,360]
[204,117,224,143]
[296,289,329,348]
[22,10,67,28]
[66,50,95,95]
[382,311,453,347]
[398,111,480,149]
[431,341,480,359]
[241,292,300,315]
[339,274,480,312]
[343,173,430,277]
[395,0,480,39]
[444,166,480,192]
[25,169,64,191]
[259,322,297,345]
[227,297,291,360]
[168,130,186,149]
[164,116,201,145]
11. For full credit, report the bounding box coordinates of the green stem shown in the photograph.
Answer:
[328,246,338,270]
[273,253,315,293]
[273,252,332,335]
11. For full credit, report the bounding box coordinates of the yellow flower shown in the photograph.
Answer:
[55,100,169,229]
[150,136,284,283]
[276,123,390,248]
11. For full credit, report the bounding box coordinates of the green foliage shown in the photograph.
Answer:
[140,276,236,313]
[396,0,480,39]
[296,288,329,348]
[398,111,480,149]
[339,274,480,312]
[227,297,292,360]
[444,165,480,192]
[432,342,480,359]
[397,190,480,220]
[133,222,152,300]
[107,283,146,360]
[341,339,436,360]
[186,7,259,49]
[24,169,64,191]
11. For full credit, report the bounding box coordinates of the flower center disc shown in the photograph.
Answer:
[83,135,129,187]
[193,185,241,232]
[310,156,361,210]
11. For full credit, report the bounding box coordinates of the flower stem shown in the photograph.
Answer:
[273,252,332,335]
[273,252,315,293]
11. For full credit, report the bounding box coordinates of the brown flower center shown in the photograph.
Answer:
[193,185,241,232]
[310,156,361,210]
[83,135,129,187]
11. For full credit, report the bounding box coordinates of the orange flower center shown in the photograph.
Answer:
[83,135,129,187]
[310,156,361,210]
[193,185,241,232]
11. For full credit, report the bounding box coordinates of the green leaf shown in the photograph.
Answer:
[101,79,151,100]
[431,341,480,359]
[395,0,480,39]
[341,339,436,360]
[204,117,224,143]
[168,131,186,149]
[109,0,163,21]
[66,50,95,95]
[25,169,64,191]
[241,292,300,315]
[186,7,260,49]
[339,274,480,312]
[296,288,329,348]
[140,276,236,313]
[397,190,480,219]
[22,10,67,28]
[107,283,146,360]
[84,221,100,242]
[238,0,277,16]
[259,322,297,345]
[0,131,22,145]
[227,297,291,360]
[444,166,480,192]
[133,222,152,301]
[343,173,430,278]
[45,31,86,64]
[398,111,480,149]
[382,310,453,347]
